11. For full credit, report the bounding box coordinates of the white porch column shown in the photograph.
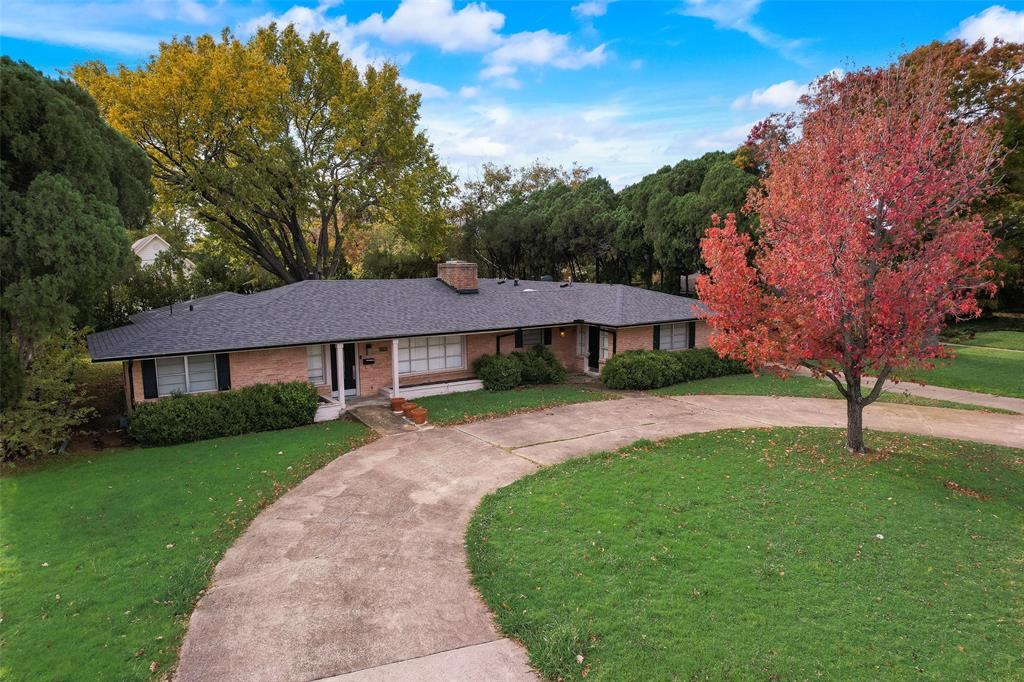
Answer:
[335,343,346,410]
[391,339,400,398]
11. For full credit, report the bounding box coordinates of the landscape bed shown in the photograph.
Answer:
[468,427,1023,681]
[0,420,371,681]
[412,384,616,425]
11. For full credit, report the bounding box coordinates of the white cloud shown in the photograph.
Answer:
[400,77,450,99]
[731,79,805,109]
[731,68,842,110]
[355,0,504,52]
[572,0,612,18]
[459,85,482,98]
[418,93,746,189]
[679,0,807,62]
[481,30,607,82]
[239,3,384,70]
[951,5,1024,44]
[0,0,219,54]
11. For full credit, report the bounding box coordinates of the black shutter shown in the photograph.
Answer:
[216,353,231,390]
[543,328,552,345]
[329,344,339,392]
[141,359,158,399]
[653,325,661,350]
[688,321,696,348]
[514,329,524,348]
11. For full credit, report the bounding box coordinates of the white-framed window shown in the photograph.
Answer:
[397,335,465,375]
[576,325,588,356]
[661,323,690,351]
[307,344,327,385]
[155,354,217,396]
[522,328,546,347]
[599,330,611,360]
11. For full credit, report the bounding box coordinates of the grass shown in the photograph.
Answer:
[653,373,1015,412]
[900,345,1024,399]
[0,420,372,681]
[946,330,1024,351]
[412,384,617,425]
[467,428,1024,681]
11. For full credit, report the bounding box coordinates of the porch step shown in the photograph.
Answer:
[348,404,419,436]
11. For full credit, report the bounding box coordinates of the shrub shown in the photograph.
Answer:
[511,346,567,385]
[472,354,523,391]
[1,333,94,461]
[129,381,319,446]
[600,348,748,390]
[599,350,678,390]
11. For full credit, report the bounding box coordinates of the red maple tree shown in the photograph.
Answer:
[697,63,1003,453]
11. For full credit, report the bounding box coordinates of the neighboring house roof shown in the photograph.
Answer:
[131,233,196,272]
[87,278,708,361]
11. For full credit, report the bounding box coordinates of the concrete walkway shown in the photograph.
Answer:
[175,396,1023,682]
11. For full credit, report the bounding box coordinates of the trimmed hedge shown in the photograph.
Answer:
[510,345,567,385]
[473,345,567,391]
[472,354,522,391]
[129,381,320,446]
[600,348,749,390]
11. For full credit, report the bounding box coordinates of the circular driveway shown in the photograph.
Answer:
[175,395,1023,681]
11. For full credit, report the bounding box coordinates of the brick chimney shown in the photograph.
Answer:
[437,260,478,293]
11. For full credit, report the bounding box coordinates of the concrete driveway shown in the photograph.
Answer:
[175,395,1023,682]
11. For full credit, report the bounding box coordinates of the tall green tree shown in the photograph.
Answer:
[74,25,454,283]
[1,57,149,405]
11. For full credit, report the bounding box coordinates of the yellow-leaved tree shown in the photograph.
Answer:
[74,25,454,282]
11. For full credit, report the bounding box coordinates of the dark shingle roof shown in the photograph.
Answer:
[87,278,706,361]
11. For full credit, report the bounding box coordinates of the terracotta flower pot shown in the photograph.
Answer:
[390,397,406,414]
[402,402,418,417]
[410,407,428,425]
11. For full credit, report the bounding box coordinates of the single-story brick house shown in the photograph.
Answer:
[87,261,710,418]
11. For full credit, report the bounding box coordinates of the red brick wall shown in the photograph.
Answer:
[437,261,478,291]
[128,346,316,406]
[615,325,655,353]
[695,320,710,348]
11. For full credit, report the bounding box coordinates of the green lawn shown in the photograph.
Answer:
[947,330,1024,351]
[468,428,1024,681]
[653,373,1014,412]
[0,420,371,681]
[900,345,1024,398]
[413,384,616,425]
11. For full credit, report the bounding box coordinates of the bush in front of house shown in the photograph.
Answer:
[600,348,749,390]
[129,381,319,446]
[510,346,567,385]
[472,353,523,391]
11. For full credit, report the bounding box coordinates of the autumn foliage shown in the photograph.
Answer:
[698,63,1003,452]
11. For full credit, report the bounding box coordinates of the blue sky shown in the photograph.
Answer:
[3,0,1023,187]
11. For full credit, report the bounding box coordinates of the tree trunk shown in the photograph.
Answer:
[846,397,866,454]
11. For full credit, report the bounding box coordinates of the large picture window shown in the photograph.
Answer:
[397,335,465,375]
[307,344,326,384]
[155,354,217,396]
[661,323,690,351]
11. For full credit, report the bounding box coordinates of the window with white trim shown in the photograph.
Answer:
[661,323,690,351]
[155,354,217,396]
[522,328,546,347]
[397,335,465,375]
[576,325,587,356]
[599,330,611,360]
[307,344,326,384]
